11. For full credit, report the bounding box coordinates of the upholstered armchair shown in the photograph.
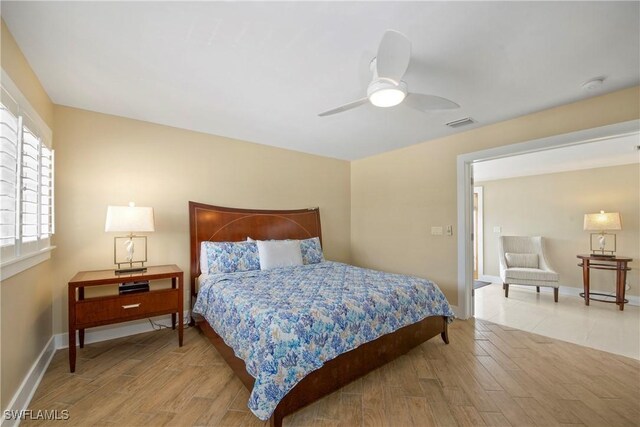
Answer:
[498,236,560,302]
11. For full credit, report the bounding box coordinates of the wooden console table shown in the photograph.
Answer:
[68,264,183,372]
[577,255,632,311]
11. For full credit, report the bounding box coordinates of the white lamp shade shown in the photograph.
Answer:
[583,211,622,231]
[105,205,155,233]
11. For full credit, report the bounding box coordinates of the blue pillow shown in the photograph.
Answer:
[300,237,324,264]
[202,241,260,274]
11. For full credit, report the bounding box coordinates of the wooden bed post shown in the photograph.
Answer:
[441,321,450,344]
[269,411,283,427]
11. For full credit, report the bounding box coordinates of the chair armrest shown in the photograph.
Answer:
[536,237,559,277]
[497,238,509,280]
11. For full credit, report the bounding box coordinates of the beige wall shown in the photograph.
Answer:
[479,164,639,296]
[0,19,54,410]
[351,86,640,305]
[51,106,351,334]
[2,13,640,410]
[0,20,54,126]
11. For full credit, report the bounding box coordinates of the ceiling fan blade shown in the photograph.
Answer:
[376,30,411,84]
[404,93,460,111]
[318,98,369,117]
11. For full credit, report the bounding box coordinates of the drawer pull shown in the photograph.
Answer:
[122,303,141,309]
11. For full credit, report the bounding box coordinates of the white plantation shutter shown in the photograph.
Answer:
[41,145,54,238]
[21,124,40,243]
[0,100,19,247]
[0,71,54,275]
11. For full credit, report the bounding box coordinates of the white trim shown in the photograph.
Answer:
[0,69,55,280]
[0,70,51,145]
[479,274,501,284]
[54,315,179,349]
[473,186,484,278]
[553,285,640,306]
[456,149,474,320]
[476,279,640,306]
[1,336,56,427]
[0,246,55,281]
[449,305,462,319]
[457,119,640,320]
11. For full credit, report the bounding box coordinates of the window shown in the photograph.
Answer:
[1,71,54,279]
[0,101,19,248]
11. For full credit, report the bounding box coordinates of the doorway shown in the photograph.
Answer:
[455,119,639,320]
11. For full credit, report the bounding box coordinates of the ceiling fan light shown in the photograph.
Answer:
[369,88,406,107]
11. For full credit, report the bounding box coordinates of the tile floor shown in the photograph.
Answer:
[474,283,640,360]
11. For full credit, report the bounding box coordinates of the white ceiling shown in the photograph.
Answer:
[473,133,640,182]
[2,1,639,160]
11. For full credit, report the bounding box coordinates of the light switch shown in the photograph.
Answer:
[493,226,501,233]
[431,226,443,236]
[446,225,453,236]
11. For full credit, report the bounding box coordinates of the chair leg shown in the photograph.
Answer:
[536,286,540,293]
[504,284,509,298]
[554,288,558,303]
[502,283,506,290]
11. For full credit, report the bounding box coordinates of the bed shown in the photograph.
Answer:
[188,201,453,426]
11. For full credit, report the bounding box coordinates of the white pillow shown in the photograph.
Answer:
[256,240,303,270]
[505,252,539,269]
[200,242,209,273]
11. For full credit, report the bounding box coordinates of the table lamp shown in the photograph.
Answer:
[105,202,155,273]
[583,210,621,258]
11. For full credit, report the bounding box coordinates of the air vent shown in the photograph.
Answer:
[445,117,475,128]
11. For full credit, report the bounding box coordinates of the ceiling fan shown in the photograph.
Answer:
[318,30,460,117]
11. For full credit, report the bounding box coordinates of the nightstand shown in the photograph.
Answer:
[67,264,183,372]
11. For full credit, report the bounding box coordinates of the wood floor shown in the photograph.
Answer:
[24,318,640,426]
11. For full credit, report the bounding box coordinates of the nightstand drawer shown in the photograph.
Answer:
[75,289,179,326]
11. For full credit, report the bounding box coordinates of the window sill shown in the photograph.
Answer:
[0,246,56,281]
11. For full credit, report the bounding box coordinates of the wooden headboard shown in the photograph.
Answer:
[188,201,322,299]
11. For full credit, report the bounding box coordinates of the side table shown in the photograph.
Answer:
[68,264,183,372]
[577,255,632,311]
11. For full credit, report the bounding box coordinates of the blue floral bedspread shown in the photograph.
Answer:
[192,261,454,420]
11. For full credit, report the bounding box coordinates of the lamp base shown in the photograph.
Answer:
[590,253,615,259]
[115,266,148,274]
[589,233,616,256]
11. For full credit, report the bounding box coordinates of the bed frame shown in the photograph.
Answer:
[188,201,449,427]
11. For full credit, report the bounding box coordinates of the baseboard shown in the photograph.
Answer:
[479,274,501,283]
[55,316,167,349]
[449,305,463,319]
[1,336,56,427]
[54,313,190,349]
[536,284,639,306]
[477,276,639,306]
[2,313,190,426]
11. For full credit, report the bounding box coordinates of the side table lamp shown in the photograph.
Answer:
[105,202,155,273]
[583,210,621,258]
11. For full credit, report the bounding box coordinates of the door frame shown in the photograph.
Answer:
[455,119,639,320]
[473,186,484,280]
